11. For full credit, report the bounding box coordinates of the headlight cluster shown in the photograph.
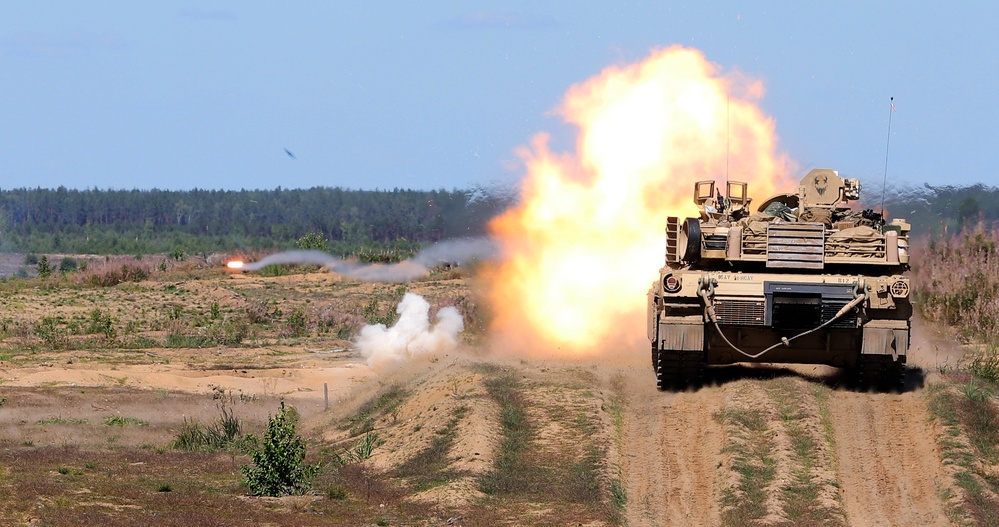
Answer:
[663,274,682,293]
[890,280,909,298]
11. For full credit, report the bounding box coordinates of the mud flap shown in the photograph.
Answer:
[861,321,909,361]
[658,316,705,351]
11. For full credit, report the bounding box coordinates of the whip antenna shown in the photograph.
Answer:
[726,95,730,185]
[880,96,895,215]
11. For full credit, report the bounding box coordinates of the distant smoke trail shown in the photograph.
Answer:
[355,293,464,367]
[241,237,496,282]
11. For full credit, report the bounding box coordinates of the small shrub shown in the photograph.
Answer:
[296,232,330,252]
[242,402,320,496]
[37,256,52,278]
[310,303,364,339]
[968,345,999,384]
[82,261,151,287]
[246,299,273,324]
[59,257,78,273]
[324,485,348,500]
[330,432,381,467]
[33,317,66,348]
[171,400,247,451]
[87,308,117,342]
[203,317,249,346]
[282,308,308,338]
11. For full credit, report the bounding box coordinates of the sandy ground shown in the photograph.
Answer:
[617,313,961,527]
[0,347,374,416]
[0,308,969,526]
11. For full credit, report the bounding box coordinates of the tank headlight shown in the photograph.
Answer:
[663,274,682,293]
[890,280,910,298]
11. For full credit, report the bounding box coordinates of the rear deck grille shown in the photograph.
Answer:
[767,223,825,269]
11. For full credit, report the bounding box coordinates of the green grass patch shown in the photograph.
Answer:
[716,407,774,525]
[766,381,846,526]
[928,381,999,525]
[342,384,408,437]
[391,405,470,491]
[171,402,251,452]
[36,416,90,426]
[104,415,149,427]
[478,372,539,496]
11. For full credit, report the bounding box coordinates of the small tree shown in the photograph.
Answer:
[242,402,319,496]
[37,256,51,278]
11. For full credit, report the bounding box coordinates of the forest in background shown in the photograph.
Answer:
[0,176,995,258]
[0,184,516,257]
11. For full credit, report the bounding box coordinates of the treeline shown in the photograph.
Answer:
[869,179,999,236]
[0,177,993,256]
[0,185,517,255]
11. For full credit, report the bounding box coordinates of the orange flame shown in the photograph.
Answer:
[485,46,795,357]
[226,260,244,270]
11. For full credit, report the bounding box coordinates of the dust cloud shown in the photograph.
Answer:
[354,293,464,368]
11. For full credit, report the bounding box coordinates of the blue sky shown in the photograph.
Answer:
[1,2,996,191]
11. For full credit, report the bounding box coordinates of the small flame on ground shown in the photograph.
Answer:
[226,260,244,270]
[485,46,796,357]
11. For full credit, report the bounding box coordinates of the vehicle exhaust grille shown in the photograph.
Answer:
[822,301,859,328]
[714,298,766,326]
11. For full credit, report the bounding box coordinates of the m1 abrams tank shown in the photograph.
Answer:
[647,169,911,391]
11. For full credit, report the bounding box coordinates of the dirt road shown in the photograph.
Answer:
[619,375,726,526]
[618,315,957,527]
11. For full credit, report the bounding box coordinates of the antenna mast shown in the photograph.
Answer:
[880,97,894,215]
[726,95,730,185]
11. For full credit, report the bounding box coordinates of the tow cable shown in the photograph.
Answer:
[698,277,867,360]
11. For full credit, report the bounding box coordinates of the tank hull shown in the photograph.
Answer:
[649,269,910,390]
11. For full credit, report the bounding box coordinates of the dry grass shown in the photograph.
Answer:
[928,379,999,526]
[0,261,481,356]
[912,222,999,350]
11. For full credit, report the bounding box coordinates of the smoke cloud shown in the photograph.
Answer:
[241,237,496,282]
[355,293,464,367]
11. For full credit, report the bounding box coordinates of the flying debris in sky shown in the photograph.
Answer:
[284,148,296,159]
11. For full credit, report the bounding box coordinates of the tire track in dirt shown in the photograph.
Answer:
[619,370,726,527]
[829,390,951,527]
[828,314,957,527]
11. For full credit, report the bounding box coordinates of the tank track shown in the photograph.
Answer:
[856,354,906,392]
[654,348,704,391]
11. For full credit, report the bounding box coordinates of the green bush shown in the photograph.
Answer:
[242,402,319,496]
[296,232,330,252]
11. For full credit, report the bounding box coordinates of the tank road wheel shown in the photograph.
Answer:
[655,350,704,391]
[856,355,906,392]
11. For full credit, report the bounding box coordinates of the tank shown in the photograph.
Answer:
[647,168,911,391]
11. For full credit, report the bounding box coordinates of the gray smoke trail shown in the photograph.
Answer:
[355,293,464,367]
[241,237,497,283]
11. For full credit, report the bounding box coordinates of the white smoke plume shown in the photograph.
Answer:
[355,293,464,367]
[240,237,496,283]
